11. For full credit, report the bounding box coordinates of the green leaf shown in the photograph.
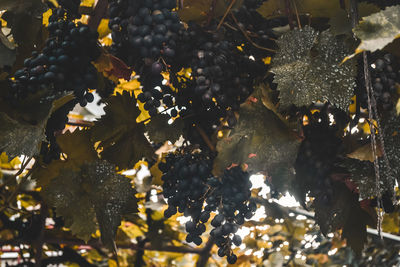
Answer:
[3,9,48,69]
[42,160,138,246]
[0,33,16,67]
[0,112,45,158]
[381,112,400,186]
[353,5,400,54]
[42,169,97,242]
[258,0,347,20]
[145,115,183,144]
[329,3,380,36]
[340,158,394,199]
[33,129,97,187]
[313,182,375,256]
[271,26,356,111]
[178,0,243,23]
[213,88,301,192]
[82,161,138,248]
[0,0,45,13]
[91,91,154,169]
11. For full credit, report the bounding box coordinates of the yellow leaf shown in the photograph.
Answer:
[120,222,145,239]
[396,98,400,116]
[382,212,400,234]
[262,57,272,65]
[80,0,95,7]
[133,160,148,170]
[150,160,163,186]
[42,9,52,26]
[97,19,111,39]
[100,36,113,46]
[0,152,21,169]
[360,120,377,134]
[115,79,141,94]
[108,259,118,267]
[349,95,356,114]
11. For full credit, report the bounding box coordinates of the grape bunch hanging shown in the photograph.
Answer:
[161,152,255,264]
[10,7,100,107]
[108,0,180,65]
[108,0,181,117]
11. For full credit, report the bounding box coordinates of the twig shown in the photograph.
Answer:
[285,0,294,29]
[217,0,236,30]
[196,238,214,267]
[195,125,216,152]
[230,13,277,53]
[291,0,302,29]
[207,0,218,26]
[0,157,35,213]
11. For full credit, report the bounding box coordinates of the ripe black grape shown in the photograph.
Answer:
[9,7,101,107]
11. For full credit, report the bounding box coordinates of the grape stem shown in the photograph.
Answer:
[195,124,216,152]
[216,0,236,30]
[230,13,277,53]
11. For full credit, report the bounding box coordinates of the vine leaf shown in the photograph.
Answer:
[271,26,356,111]
[33,129,98,187]
[93,51,132,82]
[0,112,45,158]
[0,92,72,158]
[91,91,154,169]
[258,0,374,20]
[0,34,15,67]
[42,169,97,242]
[313,182,376,256]
[329,3,380,36]
[145,115,183,144]
[339,158,394,199]
[381,112,400,186]
[42,160,138,247]
[82,161,138,248]
[353,5,400,55]
[178,0,243,23]
[213,88,301,192]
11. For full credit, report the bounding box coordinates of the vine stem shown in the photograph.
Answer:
[230,13,277,53]
[195,125,216,152]
[363,51,383,238]
[291,0,301,29]
[285,0,294,29]
[216,0,236,30]
[207,0,218,26]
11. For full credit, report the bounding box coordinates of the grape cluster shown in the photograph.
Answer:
[42,99,78,163]
[206,167,255,264]
[172,25,261,129]
[160,153,214,245]
[357,53,400,111]
[136,62,177,117]
[161,152,255,264]
[108,0,180,65]
[10,7,100,107]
